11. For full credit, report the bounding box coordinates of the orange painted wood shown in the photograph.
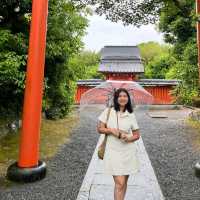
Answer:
[196,0,200,85]
[144,86,175,104]
[105,73,136,81]
[75,85,92,104]
[18,0,49,167]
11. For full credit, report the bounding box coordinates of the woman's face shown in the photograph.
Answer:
[117,91,128,107]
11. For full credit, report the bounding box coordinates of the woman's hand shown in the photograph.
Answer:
[120,133,130,142]
[119,130,140,143]
[118,130,130,142]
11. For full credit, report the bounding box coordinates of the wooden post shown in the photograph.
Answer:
[6,0,48,182]
[194,0,200,179]
[196,0,200,87]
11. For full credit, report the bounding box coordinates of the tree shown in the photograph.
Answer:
[158,1,199,105]
[0,0,31,117]
[158,0,196,58]
[145,54,175,79]
[42,0,89,119]
[138,41,170,65]
[166,39,199,104]
[68,50,104,80]
[73,0,193,26]
[0,0,89,119]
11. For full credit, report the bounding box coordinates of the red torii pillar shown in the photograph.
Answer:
[6,0,48,182]
[197,0,200,87]
[195,0,200,178]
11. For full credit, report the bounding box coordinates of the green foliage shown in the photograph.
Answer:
[145,53,175,79]
[0,27,28,117]
[44,0,89,119]
[0,51,26,89]
[158,1,200,105]
[166,39,199,105]
[138,42,174,79]
[170,82,199,105]
[138,42,170,65]
[72,0,162,26]
[73,0,196,27]
[159,1,195,44]
[68,50,104,79]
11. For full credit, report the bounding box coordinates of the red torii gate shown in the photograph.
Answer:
[7,0,48,182]
[5,0,200,182]
[195,0,200,178]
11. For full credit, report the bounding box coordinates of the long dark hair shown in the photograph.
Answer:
[113,88,133,113]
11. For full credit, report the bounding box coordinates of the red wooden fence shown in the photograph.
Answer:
[74,84,176,105]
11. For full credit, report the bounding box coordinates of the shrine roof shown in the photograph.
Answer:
[77,79,181,86]
[98,46,144,73]
[100,46,141,60]
[98,61,144,73]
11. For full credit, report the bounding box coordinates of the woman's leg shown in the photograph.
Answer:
[113,175,128,200]
[123,175,129,199]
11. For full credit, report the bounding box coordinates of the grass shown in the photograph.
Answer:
[0,108,79,188]
[185,114,200,152]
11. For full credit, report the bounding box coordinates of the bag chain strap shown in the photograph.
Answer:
[104,107,111,140]
[116,111,119,130]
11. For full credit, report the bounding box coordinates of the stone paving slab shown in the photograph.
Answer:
[76,133,165,200]
[147,113,168,118]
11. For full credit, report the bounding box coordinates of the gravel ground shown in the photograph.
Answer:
[137,108,200,200]
[0,107,101,200]
[1,106,200,200]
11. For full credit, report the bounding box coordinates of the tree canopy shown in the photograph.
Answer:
[72,0,193,26]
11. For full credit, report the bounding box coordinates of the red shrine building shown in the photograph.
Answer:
[75,46,180,104]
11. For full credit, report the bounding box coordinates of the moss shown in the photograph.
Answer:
[192,96,200,108]
[185,116,200,152]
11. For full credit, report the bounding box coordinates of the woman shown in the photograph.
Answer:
[97,88,140,200]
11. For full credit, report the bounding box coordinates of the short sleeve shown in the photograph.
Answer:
[130,113,139,131]
[98,107,109,123]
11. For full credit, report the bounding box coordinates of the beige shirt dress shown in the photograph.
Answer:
[98,107,140,175]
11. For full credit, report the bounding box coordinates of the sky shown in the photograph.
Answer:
[83,14,165,52]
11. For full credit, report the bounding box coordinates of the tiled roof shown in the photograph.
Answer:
[98,46,144,73]
[77,79,105,86]
[77,79,181,86]
[138,79,181,86]
[101,56,140,60]
[100,46,141,60]
[98,61,144,73]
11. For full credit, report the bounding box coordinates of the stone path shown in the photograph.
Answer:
[76,131,165,200]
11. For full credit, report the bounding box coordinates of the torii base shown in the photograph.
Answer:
[194,162,200,178]
[6,160,46,183]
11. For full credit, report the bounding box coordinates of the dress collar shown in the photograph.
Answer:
[112,107,130,117]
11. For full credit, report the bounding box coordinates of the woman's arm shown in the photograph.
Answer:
[128,129,140,143]
[97,121,120,138]
[119,129,140,143]
[97,121,112,135]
